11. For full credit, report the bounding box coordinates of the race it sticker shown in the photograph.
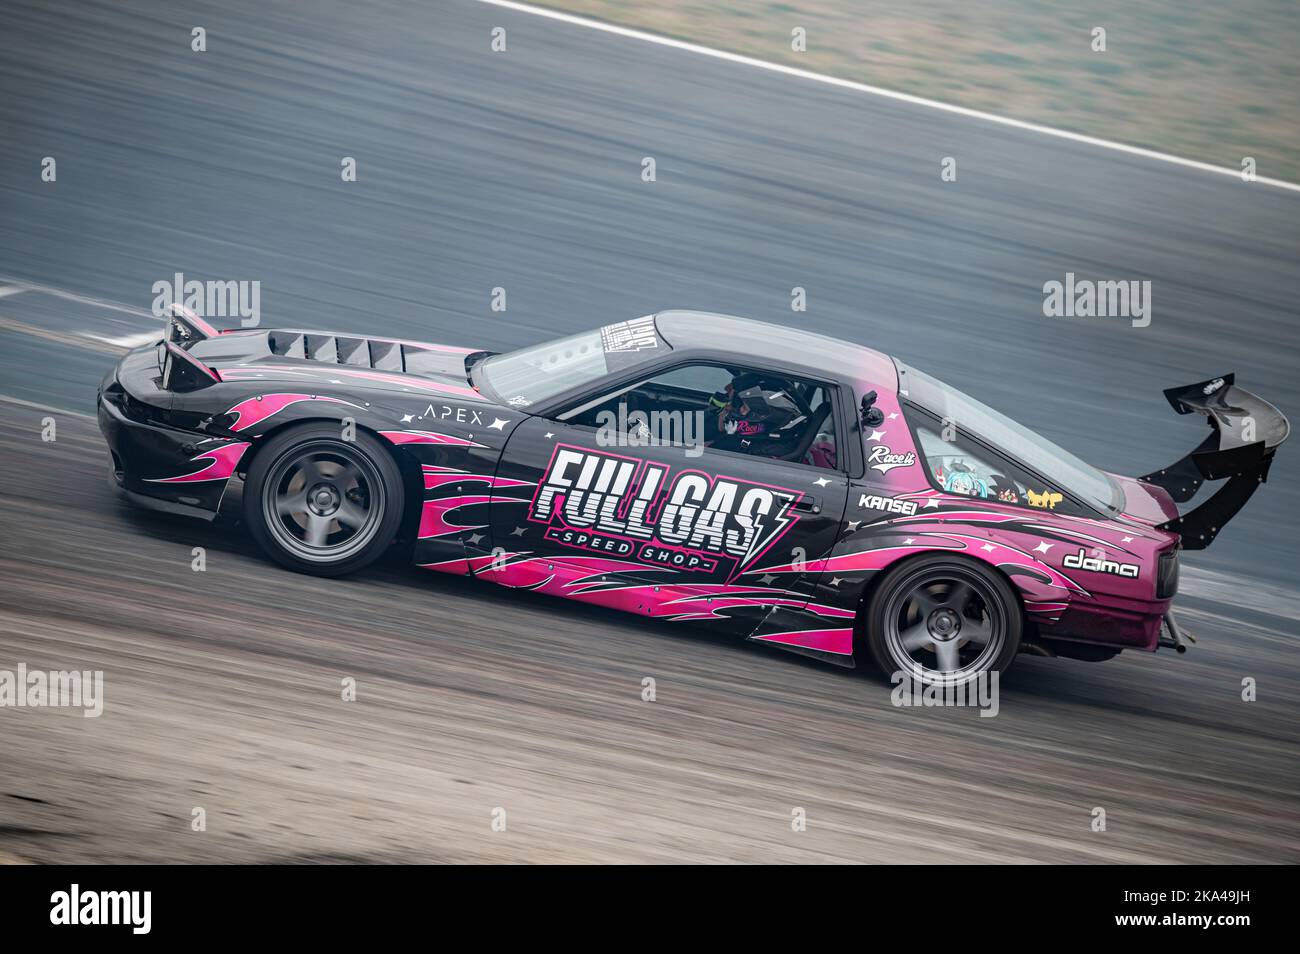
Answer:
[866,444,916,474]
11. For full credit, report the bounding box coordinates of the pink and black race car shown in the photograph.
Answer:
[99,307,1289,687]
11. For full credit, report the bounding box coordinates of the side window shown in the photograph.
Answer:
[802,386,838,471]
[560,364,840,470]
[914,420,1078,513]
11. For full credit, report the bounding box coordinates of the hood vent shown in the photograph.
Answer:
[267,332,447,375]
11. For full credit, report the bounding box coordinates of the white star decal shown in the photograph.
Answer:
[758,574,776,585]
[829,577,843,586]
[845,520,861,532]
[1121,535,1134,543]
[489,418,509,430]
[981,543,996,553]
[1033,542,1054,554]
[466,533,484,546]
[813,477,831,487]
[400,414,414,423]
[544,432,554,439]
[903,538,916,545]
[868,429,886,442]
[510,526,527,536]
[887,412,899,420]
[924,499,941,508]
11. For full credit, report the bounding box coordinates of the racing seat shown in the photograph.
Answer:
[779,401,831,463]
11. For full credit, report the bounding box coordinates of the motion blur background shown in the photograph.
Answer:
[0,0,1296,863]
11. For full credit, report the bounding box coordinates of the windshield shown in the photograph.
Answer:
[896,361,1121,512]
[479,317,664,407]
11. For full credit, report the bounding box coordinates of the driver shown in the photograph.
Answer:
[708,373,806,458]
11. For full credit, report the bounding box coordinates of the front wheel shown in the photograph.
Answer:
[865,555,1022,688]
[243,423,405,577]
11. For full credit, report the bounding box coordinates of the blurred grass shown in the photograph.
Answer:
[534,0,1300,183]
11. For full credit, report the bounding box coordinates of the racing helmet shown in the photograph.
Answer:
[722,376,803,450]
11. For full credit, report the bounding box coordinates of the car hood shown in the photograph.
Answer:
[186,328,489,401]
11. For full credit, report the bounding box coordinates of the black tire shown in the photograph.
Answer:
[865,554,1022,688]
[243,423,404,577]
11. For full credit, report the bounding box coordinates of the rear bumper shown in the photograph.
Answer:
[1034,544,1179,653]
[1044,599,1170,652]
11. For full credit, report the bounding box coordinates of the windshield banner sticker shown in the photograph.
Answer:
[600,315,658,353]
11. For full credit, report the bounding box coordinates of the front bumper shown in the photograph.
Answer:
[97,370,235,519]
[104,467,221,521]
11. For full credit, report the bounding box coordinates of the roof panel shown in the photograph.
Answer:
[653,310,897,390]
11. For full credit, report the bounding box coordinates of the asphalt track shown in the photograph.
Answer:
[0,0,1297,862]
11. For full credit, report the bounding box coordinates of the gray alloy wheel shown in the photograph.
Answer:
[263,441,384,562]
[868,555,1022,687]
[244,424,405,577]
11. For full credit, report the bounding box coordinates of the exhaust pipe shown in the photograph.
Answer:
[1158,611,1194,653]
[1019,640,1057,657]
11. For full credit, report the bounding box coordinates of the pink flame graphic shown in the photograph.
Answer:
[145,442,251,483]
[381,431,487,448]
[225,393,353,432]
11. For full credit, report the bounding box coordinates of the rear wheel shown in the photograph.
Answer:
[866,555,1021,687]
[243,423,404,577]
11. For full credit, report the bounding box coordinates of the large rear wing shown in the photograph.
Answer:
[1139,374,1289,549]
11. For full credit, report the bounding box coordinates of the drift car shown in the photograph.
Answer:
[98,306,1288,686]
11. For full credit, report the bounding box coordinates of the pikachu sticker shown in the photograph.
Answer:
[1027,489,1064,510]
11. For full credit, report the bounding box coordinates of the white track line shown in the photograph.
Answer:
[84,331,162,349]
[1179,564,1299,624]
[0,393,96,422]
[0,275,162,350]
[0,316,128,355]
[477,0,1300,194]
[0,275,156,319]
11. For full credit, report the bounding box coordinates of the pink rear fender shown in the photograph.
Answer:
[828,492,1174,644]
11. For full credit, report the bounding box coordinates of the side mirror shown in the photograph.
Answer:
[861,390,884,427]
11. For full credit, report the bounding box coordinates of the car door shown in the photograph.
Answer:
[485,362,850,632]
